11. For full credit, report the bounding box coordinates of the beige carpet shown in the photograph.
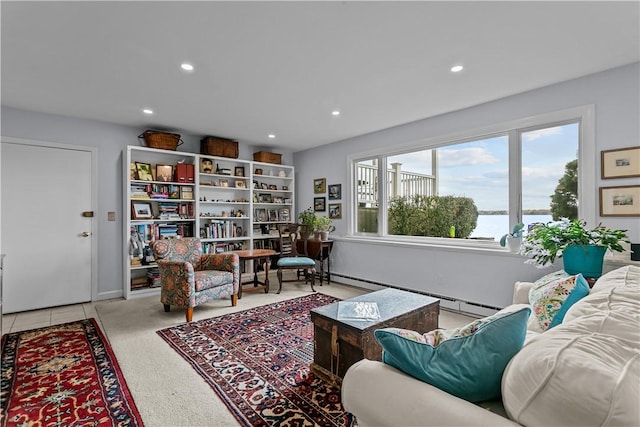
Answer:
[95,275,474,427]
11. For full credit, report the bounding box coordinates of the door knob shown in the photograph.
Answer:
[82,232,91,237]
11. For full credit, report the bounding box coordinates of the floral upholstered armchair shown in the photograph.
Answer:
[151,238,239,322]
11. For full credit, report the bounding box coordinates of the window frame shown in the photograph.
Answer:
[347,105,596,249]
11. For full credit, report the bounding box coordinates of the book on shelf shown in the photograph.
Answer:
[147,268,160,287]
[337,301,381,321]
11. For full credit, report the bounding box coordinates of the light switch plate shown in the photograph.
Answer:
[108,212,116,221]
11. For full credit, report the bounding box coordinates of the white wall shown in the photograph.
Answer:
[294,63,640,312]
[0,109,293,300]
[2,63,637,311]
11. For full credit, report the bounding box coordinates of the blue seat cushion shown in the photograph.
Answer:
[277,257,315,267]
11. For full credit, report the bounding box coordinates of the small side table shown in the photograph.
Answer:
[317,240,333,284]
[230,249,277,298]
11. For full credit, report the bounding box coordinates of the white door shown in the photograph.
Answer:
[1,139,95,313]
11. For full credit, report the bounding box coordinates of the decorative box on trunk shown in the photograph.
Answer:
[253,151,282,164]
[200,136,239,159]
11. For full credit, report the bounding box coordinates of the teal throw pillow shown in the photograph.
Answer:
[374,306,530,403]
[528,273,589,331]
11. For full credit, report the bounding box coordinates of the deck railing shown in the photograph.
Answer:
[357,163,436,206]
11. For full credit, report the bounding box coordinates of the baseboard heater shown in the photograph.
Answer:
[331,272,502,317]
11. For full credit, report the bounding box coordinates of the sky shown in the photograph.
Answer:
[388,123,579,211]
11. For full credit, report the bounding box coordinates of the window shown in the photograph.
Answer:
[352,108,588,246]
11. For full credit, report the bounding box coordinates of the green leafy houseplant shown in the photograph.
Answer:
[298,207,317,231]
[314,215,334,232]
[520,218,629,268]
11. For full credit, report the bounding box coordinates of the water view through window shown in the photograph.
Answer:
[380,122,578,241]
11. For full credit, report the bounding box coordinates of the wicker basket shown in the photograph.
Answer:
[253,151,282,164]
[138,130,183,151]
[200,136,239,158]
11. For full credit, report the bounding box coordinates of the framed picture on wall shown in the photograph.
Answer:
[314,197,326,212]
[600,185,640,216]
[314,178,326,194]
[601,147,640,179]
[329,203,342,219]
[328,184,341,200]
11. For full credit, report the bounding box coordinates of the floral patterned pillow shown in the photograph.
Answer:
[534,270,570,287]
[528,273,590,331]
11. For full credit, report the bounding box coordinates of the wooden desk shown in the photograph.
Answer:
[310,288,439,384]
[229,249,276,298]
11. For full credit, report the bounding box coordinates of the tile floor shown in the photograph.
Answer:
[2,301,106,336]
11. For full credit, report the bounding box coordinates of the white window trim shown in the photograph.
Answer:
[347,105,596,248]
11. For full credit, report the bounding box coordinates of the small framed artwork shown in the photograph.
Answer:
[600,185,640,216]
[601,147,640,179]
[131,202,153,219]
[219,179,229,187]
[254,208,267,222]
[156,165,173,182]
[135,162,153,181]
[268,209,278,221]
[259,193,273,203]
[329,203,342,219]
[279,208,290,221]
[328,184,342,200]
[235,180,246,188]
[268,184,277,190]
[261,182,268,189]
[314,178,326,194]
[129,163,138,180]
[314,197,326,212]
[234,166,245,177]
[253,181,260,189]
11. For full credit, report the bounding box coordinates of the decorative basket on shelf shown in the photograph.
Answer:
[138,130,183,151]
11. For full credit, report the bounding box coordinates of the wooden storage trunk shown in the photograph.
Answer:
[200,136,239,159]
[253,151,282,164]
[309,289,439,383]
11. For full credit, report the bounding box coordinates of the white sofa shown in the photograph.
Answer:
[341,265,640,427]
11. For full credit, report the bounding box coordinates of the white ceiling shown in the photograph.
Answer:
[2,1,639,152]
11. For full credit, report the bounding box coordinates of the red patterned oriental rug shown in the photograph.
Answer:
[157,293,353,427]
[1,318,143,427]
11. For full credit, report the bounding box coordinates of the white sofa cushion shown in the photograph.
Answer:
[502,265,640,427]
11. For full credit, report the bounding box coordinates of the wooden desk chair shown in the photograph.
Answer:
[276,224,317,294]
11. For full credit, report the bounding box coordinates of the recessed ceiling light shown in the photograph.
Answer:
[142,109,153,115]
[268,134,276,139]
[450,65,464,73]
[181,63,194,71]
[331,110,340,116]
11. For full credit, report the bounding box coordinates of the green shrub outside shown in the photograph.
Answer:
[388,195,478,238]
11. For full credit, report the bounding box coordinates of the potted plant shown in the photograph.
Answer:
[315,216,335,241]
[520,218,629,278]
[500,223,524,252]
[298,207,317,238]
